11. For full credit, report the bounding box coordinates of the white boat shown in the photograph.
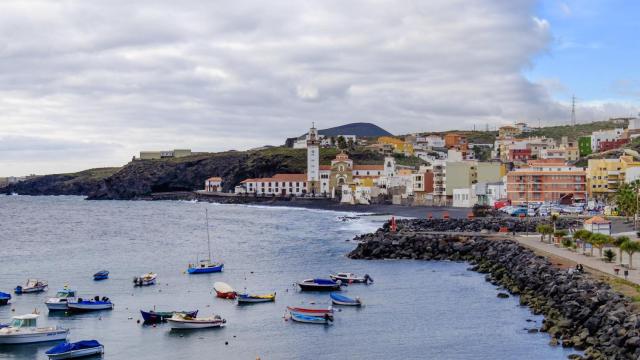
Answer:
[0,314,68,344]
[133,272,157,287]
[67,296,114,312]
[14,279,48,294]
[45,287,78,311]
[46,340,104,359]
[167,313,226,329]
[329,272,373,284]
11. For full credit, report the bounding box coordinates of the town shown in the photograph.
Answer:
[187,118,640,217]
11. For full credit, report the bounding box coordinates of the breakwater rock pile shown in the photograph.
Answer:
[349,222,639,360]
[381,218,582,233]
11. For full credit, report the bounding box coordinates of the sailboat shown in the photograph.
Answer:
[187,209,224,274]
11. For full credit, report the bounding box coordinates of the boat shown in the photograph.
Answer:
[329,272,373,284]
[67,296,114,312]
[166,312,226,329]
[45,287,78,311]
[14,279,48,294]
[213,282,236,299]
[45,340,104,359]
[0,292,11,305]
[298,278,342,291]
[330,292,362,306]
[0,314,69,344]
[285,306,333,315]
[140,309,198,324]
[93,270,109,281]
[237,292,276,304]
[133,272,157,287]
[187,209,224,274]
[289,312,333,325]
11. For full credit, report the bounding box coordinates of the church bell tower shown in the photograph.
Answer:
[307,123,320,195]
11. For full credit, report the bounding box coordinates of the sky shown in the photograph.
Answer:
[0,0,638,176]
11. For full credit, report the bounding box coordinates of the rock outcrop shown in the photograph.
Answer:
[349,220,639,360]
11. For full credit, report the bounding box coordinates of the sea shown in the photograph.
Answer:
[0,195,580,359]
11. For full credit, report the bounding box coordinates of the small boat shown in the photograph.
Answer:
[133,272,157,287]
[140,309,198,324]
[237,292,276,304]
[0,314,69,344]
[45,340,104,359]
[289,312,333,325]
[187,209,224,274]
[330,292,362,306]
[286,306,333,315]
[67,296,114,312]
[167,313,226,329]
[14,279,48,294]
[298,278,342,291]
[0,292,11,305]
[329,272,373,284]
[45,287,78,311]
[93,270,109,281]
[213,282,236,299]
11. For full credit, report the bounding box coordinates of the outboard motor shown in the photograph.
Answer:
[94,295,100,301]
[364,274,374,284]
[14,286,22,294]
[78,297,83,302]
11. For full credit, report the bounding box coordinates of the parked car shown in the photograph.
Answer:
[509,207,528,217]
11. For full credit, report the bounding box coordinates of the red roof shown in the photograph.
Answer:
[353,165,384,171]
[206,177,222,182]
[319,165,331,170]
[271,173,307,182]
[584,216,611,224]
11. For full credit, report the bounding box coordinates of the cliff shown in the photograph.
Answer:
[1,167,120,196]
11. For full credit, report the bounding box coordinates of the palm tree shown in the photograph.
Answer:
[621,240,640,269]
[573,229,592,254]
[536,224,553,242]
[589,233,611,258]
[613,236,630,265]
[550,214,559,232]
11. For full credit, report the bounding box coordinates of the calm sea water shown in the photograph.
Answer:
[0,196,578,359]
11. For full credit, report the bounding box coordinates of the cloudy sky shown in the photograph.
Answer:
[0,0,638,176]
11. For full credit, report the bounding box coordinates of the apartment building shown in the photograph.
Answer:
[506,165,587,205]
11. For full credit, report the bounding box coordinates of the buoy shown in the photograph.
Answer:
[136,319,140,324]
[225,341,228,345]
[443,211,450,220]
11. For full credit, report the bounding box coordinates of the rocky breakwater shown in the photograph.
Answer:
[392,217,582,233]
[349,220,640,360]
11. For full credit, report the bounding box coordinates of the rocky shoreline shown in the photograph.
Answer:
[348,219,640,360]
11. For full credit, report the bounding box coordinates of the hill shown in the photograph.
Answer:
[526,120,627,141]
[1,167,121,196]
[317,122,392,137]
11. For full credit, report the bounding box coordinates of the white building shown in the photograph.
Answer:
[583,216,612,235]
[591,128,624,152]
[452,187,476,208]
[204,177,223,192]
[474,181,507,206]
[236,174,308,196]
[307,125,321,194]
[628,118,640,131]
[416,135,445,148]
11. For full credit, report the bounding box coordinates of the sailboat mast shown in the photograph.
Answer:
[206,208,212,261]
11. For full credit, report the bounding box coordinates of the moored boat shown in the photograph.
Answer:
[167,313,226,329]
[0,292,11,305]
[67,296,114,312]
[285,306,333,315]
[187,209,224,274]
[330,292,362,306]
[45,340,104,359]
[133,272,157,287]
[289,312,333,325]
[213,282,236,299]
[237,292,276,304]
[0,314,69,344]
[298,278,342,291]
[14,279,48,294]
[140,309,198,324]
[45,287,78,311]
[329,272,373,284]
[93,270,109,281]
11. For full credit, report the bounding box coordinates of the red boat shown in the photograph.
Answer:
[286,306,333,315]
[213,282,236,299]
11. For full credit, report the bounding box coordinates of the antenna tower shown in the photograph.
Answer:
[571,95,576,126]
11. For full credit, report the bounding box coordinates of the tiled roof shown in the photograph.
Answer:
[585,216,611,224]
[206,177,223,182]
[353,165,384,170]
[240,173,307,183]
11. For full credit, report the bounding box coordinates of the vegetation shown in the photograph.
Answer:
[561,237,574,248]
[536,224,553,243]
[554,229,568,243]
[604,249,616,263]
[615,180,640,219]
[589,233,612,258]
[613,236,631,265]
[526,120,625,141]
[621,240,640,269]
[472,145,492,161]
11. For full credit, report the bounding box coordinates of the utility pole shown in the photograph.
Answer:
[571,95,576,126]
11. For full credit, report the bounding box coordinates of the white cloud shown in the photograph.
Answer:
[0,0,637,176]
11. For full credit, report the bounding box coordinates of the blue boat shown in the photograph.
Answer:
[298,278,342,291]
[330,292,362,306]
[0,292,11,305]
[187,209,224,274]
[93,270,109,281]
[140,309,198,323]
[67,297,114,312]
[46,340,104,359]
[289,312,333,324]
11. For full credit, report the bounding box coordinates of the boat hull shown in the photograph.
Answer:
[67,303,114,312]
[15,286,47,294]
[47,346,104,359]
[215,290,237,299]
[93,275,108,281]
[0,298,10,306]
[289,313,332,325]
[187,264,223,274]
[0,329,69,344]
[167,319,225,329]
[45,303,70,311]
[329,276,367,283]
[286,306,333,315]
[237,295,275,304]
[140,310,198,323]
[330,293,362,306]
[298,283,340,291]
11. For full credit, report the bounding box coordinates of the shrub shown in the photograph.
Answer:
[603,249,616,263]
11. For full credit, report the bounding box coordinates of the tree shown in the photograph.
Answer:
[536,224,553,243]
[336,136,347,149]
[573,229,592,253]
[615,181,640,221]
[621,240,640,269]
[550,214,559,232]
[561,238,574,248]
[554,229,568,243]
[347,138,355,150]
[613,236,630,265]
[589,233,611,258]
[603,249,616,263]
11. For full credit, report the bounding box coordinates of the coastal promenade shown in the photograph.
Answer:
[515,235,640,286]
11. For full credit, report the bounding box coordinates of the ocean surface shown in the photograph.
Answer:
[0,196,579,359]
